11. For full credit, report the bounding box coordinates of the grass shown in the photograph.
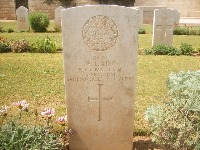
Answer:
[1,54,200,133]
[0,21,200,133]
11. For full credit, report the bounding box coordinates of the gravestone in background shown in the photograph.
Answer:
[55,6,65,27]
[152,8,175,46]
[171,9,180,25]
[134,7,143,28]
[62,5,139,150]
[16,6,29,31]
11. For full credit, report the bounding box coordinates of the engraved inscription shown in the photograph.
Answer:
[88,84,112,121]
[82,15,118,51]
[67,55,134,82]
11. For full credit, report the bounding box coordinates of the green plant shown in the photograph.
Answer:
[138,28,146,34]
[144,44,181,56]
[145,70,200,149]
[54,26,61,32]
[0,37,11,53]
[32,36,57,53]
[0,27,5,33]
[7,28,14,33]
[0,121,59,150]
[44,0,72,6]
[174,26,200,35]
[29,12,50,32]
[180,43,194,55]
[11,39,30,53]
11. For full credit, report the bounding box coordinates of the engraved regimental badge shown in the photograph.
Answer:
[82,15,118,51]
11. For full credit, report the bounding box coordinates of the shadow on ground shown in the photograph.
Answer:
[133,140,161,150]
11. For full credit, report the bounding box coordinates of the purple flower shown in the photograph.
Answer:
[41,108,55,118]
[13,100,29,111]
[0,106,9,117]
[56,116,67,126]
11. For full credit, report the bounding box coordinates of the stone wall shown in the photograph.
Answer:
[0,0,16,20]
[134,0,200,17]
[28,0,62,19]
[1,0,200,20]
[73,0,98,5]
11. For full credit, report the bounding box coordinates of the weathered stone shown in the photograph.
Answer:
[152,8,175,46]
[55,6,65,27]
[16,6,29,31]
[62,5,139,150]
[133,7,143,28]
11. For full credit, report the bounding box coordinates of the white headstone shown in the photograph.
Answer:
[171,9,180,25]
[134,7,143,28]
[16,6,29,31]
[55,6,65,27]
[62,5,139,150]
[152,8,175,46]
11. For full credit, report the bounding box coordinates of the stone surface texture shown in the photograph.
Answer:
[152,8,175,46]
[0,0,16,20]
[28,0,61,19]
[132,7,143,28]
[136,6,167,24]
[55,6,65,27]
[16,6,29,31]
[62,5,139,150]
[135,0,200,17]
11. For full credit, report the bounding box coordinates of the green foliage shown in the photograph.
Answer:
[54,26,61,32]
[7,28,14,33]
[0,37,11,53]
[138,28,146,34]
[144,43,194,56]
[44,0,72,6]
[11,39,30,53]
[174,27,200,35]
[145,70,200,149]
[0,121,59,150]
[180,43,194,55]
[144,44,181,56]
[29,12,50,32]
[32,36,57,53]
[0,26,5,33]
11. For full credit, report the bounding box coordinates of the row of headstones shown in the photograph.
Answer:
[16,6,65,31]
[16,5,182,150]
[16,6,180,47]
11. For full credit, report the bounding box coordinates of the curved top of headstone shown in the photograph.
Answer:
[55,6,65,11]
[16,6,28,12]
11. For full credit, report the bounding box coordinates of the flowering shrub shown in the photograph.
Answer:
[0,99,71,149]
[145,70,200,149]
[11,39,31,53]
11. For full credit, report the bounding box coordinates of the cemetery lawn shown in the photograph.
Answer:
[0,21,200,52]
[1,21,200,134]
[1,53,200,134]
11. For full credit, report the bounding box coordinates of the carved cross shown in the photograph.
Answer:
[88,84,112,121]
[156,15,172,41]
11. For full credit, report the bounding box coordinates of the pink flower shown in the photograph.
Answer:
[13,100,29,111]
[41,108,55,118]
[56,116,67,126]
[0,106,9,117]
